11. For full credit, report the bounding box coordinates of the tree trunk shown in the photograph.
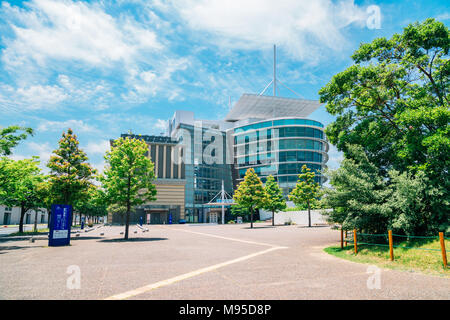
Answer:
[308,200,311,228]
[250,207,253,229]
[272,210,275,226]
[33,209,38,232]
[125,209,130,239]
[125,175,131,239]
[19,204,26,233]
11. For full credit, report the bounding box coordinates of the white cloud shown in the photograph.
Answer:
[326,144,344,170]
[171,0,369,63]
[1,0,162,68]
[155,119,167,131]
[16,84,68,107]
[84,140,110,155]
[37,119,98,133]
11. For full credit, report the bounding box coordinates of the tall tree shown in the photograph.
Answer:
[289,165,321,228]
[100,136,157,239]
[0,125,33,156]
[233,168,266,229]
[319,18,449,234]
[319,18,449,177]
[262,175,286,226]
[0,157,44,232]
[47,129,95,221]
[322,145,393,233]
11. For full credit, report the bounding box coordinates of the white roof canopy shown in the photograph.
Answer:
[225,94,322,122]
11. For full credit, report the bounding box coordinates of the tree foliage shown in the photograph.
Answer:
[74,185,108,222]
[0,125,33,156]
[0,157,44,232]
[262,175,286,226]
[319,18,449,179]
[100,136,156,239]
[289,165,321,227]
[319,19,449,235]
[47,128,95,206]
[322,146,393,233]
[233,168,265,228]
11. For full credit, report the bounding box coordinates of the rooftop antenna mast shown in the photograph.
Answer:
[259,44,304,100]
[273,44,276,97]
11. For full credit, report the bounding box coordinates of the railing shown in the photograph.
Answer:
[340,228,448,268]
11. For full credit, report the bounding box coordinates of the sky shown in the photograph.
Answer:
[0,0,448,174]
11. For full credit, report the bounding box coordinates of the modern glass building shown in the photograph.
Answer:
[231,117,328,195]
[225,94,329,196]
[169,112,234,223]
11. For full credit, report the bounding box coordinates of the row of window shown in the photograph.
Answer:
[234,119,324,133]
[236,151,323,166]
[235,127,324,144]
[235,139,324,155]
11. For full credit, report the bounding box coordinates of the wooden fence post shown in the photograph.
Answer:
[340,228,344,249]
[353,229,357,254]
[439,232,447,268]
[388,230,394,261]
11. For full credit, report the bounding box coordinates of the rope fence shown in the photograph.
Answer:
[339,228,448,268]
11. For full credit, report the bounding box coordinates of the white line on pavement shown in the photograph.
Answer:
[158,226,286,248]
[104,246,286,300]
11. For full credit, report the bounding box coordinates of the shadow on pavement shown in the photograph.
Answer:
[71,236,104,240]
[297,225,330,228]
[0,245,46,253]
[98,237,168,243]
[242,226,276,229]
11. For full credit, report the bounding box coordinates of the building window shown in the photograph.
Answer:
[3,212,11,225]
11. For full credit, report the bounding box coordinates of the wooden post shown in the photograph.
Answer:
[439,232,447,268]
[388,230,394,261]
[353,229,358,254]
[341,228,344,249]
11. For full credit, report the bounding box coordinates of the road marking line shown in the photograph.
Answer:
[159,226,284,248]
[105,246,286,300]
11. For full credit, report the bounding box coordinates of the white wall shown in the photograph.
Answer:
[260,209,332,226]
[0,205,48,225]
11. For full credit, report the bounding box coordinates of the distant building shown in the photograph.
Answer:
[0,205,48,225]
[107,134,186,225]
[109,92,329,224]
[228,94,329,195]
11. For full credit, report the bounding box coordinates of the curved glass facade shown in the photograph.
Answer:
[233,118,328,195]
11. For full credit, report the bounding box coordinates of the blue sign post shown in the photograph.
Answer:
[168,213,173,225]
[48,204,72,247]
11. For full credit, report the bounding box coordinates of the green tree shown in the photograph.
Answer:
[289,165,321,228]
[100,136,157,239]
[318,19,449,226]
[233,168,266,229]
[262,175,286,226]
[0,157,44,232]
[322,145,393,233]
[0,125,33,156]
[74,185,108,225]
[319,18,449,234]
[47,129,95,222]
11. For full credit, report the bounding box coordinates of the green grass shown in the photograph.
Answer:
[324,237,449,277]
[8,228,49,237]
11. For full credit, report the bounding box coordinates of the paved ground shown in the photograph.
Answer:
[0,223,448,300]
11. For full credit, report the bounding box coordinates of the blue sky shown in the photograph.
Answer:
[0,0,448,173]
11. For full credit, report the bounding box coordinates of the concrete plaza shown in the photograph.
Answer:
[0,223,448,300]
